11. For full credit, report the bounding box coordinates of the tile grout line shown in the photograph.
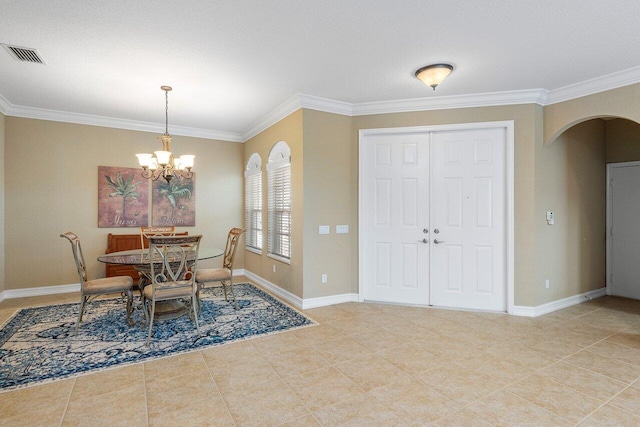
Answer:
[142,361,150,427]
[58,377,77,427]
[247,339,317,424]
[573,383,637,425]
[202,351,237,427]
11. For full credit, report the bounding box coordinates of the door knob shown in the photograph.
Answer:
[434,239,445,244]
[418,238,428,243]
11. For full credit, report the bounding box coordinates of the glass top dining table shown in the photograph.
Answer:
[97,247,224,320]
[97,247,224,265]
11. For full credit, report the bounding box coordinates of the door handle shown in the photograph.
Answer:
[418,238,428,244]
[434,239,445,244]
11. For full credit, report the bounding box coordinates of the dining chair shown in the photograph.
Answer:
[60,232,134,334]
[143,234,202,346]
[196,228,245,310]
[139,225,175,249]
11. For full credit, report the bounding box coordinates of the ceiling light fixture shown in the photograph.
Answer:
[415,64,453,90]
[136,86,194,183]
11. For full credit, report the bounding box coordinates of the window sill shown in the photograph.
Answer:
[245,246,262,255]
[267,253,291,265]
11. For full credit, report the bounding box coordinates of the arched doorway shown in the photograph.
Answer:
[546,117,640,301]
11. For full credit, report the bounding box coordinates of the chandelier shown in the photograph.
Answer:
[136,86,194,183]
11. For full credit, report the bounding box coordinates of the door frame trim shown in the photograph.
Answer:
[358,120,515,314]
[605,160,640,296]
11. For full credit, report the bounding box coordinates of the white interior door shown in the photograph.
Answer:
[430,128,507,311]
[361,132,430,305]
[608,163,640,300]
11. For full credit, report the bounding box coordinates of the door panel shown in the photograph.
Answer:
[609,164,640,300]
[362,133,430,305]
[431,128,506,311]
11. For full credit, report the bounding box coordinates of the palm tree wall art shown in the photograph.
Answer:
[98,166,149,227]
[152,174,196,226]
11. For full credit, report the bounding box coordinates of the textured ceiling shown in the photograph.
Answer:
[1,0,639,138]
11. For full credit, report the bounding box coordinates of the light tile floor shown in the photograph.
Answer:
[1,279,640,426]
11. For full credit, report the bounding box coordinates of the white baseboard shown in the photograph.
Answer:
[302,293,360,309]
[512,287,606,317]
[243,270,358,310]
[0,283,80,302]
[243,270,304,308]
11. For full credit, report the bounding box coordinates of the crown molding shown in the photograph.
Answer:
[2,102,244,142]
[545,65,640,105]
[298,93,354,115]
[241,89,547,140]
[241,93,303,141]
[351,89,548,116]
[0,93,10,115]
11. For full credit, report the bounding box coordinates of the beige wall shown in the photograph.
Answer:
[6,82,640,310]
[351,105,541,306]
[4,117,244,290]
[0,112,5,292]
[534,119,606,305]
[302,110,352,299]
[544,83,640,145]
[605,119,640,163]
[243,111,304,298]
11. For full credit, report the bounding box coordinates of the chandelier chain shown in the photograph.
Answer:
[165,89,169,135]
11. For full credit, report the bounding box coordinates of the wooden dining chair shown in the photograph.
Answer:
[196,228,245,310]
[60,232,134,334]
[143,234,202,346]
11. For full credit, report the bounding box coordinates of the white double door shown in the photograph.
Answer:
[360,126,507,311]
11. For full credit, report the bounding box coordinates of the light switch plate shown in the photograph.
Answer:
[319,225,330,235]
[336,225,349,234]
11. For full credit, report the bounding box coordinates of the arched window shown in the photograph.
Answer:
[245,153,262,253]
[267,141,291,262]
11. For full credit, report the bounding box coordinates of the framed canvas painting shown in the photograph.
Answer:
[152,174,195,226]
[98,166,149,228]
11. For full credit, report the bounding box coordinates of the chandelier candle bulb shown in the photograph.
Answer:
[180,155,195,169]
[154,150,171,166]
[136,153,153,168]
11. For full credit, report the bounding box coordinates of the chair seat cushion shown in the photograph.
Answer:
[196,268,231,283]
[143,282,195,300]
[84,276,133,295]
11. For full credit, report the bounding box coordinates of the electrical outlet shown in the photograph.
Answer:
[545,279,550,289]
[321,274,327,283]
[272,264,276,273]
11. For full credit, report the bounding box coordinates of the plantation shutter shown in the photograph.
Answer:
[267,160,291,260]
[244,169,262,251]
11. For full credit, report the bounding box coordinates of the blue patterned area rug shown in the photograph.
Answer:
[0,283,315,391]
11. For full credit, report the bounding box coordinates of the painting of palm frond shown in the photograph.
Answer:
[98,166,149,228]
[152,174,195,226]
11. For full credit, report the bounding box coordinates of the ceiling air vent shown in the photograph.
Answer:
[2,44,45,64]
